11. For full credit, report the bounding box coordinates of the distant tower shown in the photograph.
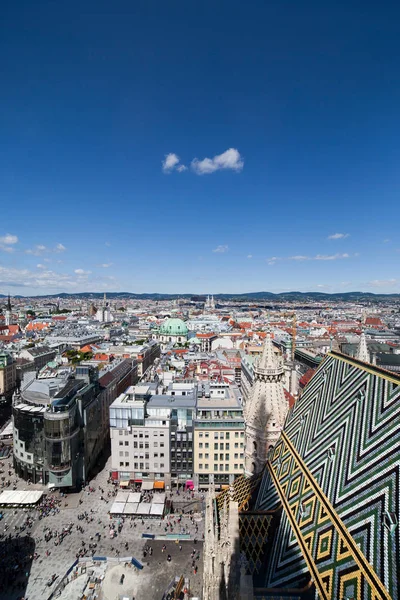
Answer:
[103,292,107,306]
[356,331,370,363]
[210,295,215,310]
[244,334,289,477]
[5,294,12,326]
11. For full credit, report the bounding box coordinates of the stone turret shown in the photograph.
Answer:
[356,331,370,363]
[244,334,289,477]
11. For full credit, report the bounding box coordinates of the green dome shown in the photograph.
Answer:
[159,317,188,336]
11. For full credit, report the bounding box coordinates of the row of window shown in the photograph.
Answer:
[119,452,165,458]
[119,462,166,469]
[198,431,244,439]
[198,464,243,471]
[198,442,244,450]
[197,452,244,460]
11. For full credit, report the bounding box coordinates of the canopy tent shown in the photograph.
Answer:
[136,502,151,515]
[0,490,43,505]
[153,493,166,504]
[150,504,164,516]
[154,481,165,490]
[116,491,130,502]
[123,503,138,514]
[110,502,126,514]
[127,492,141,504]
[119,480,130,488]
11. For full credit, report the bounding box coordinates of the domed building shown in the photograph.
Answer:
[153,317,188,349]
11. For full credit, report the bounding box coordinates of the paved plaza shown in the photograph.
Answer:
[0,452,204,600]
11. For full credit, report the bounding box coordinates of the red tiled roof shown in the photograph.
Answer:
[299,368,316,388]
[284,389,296,408]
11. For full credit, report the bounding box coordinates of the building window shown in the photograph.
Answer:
[214,443,218,450]
[199,464,203,469]
[199,443,203,449]
[214,464,218,471]
[154,463,158,468]
[160,463,164,468]
[205,453,209,459]
[199,433,203,438]
[234,464,238,470]
[119,451,123,457]
[125,441,129,446]
[125,462,129,467]
[226,443,230,450]
[205,443,209,448]
[160,443,164,448]
[225,454,229,461]
[220,443,223,450]
[160,453,164,457]
[235,432,239,438]
[205,464,209,469]
[225,464,229,471]
[119,462,124,466]
[214,454,218,461]
[119,441,123,446]
[125,452,129,457]
[214,433,218,439]
[199,453,203,459]
[219,465,224,471]
[234,443,238,448]
[119,431,123,436]
[234,453,238,459]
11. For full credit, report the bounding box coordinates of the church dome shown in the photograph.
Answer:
[159,318,188,336]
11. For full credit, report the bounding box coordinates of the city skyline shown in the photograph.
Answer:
[1,2,400,295]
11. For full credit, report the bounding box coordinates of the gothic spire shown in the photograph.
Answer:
[356,331,370,363]
[257,333,280,372]
[7,293,11,312]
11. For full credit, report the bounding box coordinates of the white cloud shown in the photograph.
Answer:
[162,153,187,173]
[314,253,349,260]
[25,245,47,256]
[213,245,229,253]
[0,233,18,245]
[289,255,309,261]
[368,278,397,288]
[74,268,91,275]
[247,254,253,259]
[191,148,244,175]
[36,264,45,269]
[0,245,15,253]
[98,263,113,268]
[327,233,349,240]
[267,256,279,265]
[26,243,66,256]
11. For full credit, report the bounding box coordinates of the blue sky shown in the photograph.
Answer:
[1,1,399,295]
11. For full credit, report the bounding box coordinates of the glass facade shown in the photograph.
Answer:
[13,409,45,464]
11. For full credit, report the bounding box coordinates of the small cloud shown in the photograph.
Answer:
[0,233,18,245]
[267,256,279,265]
[36,264,45,269]
[327,233,349,240]
[314,253,349,260]
[98,263,113,268]
[368,278,397,288]
[162,153,186,173]
[0,245,15,253]
[247,254,253,259]
[289,255,309,261]
[74,268,91,275]
[55,243,66,252]
[213,245,229,253]
[25,245,47,256]
[191,148,244,175]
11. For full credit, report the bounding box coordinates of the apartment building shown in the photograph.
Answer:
[109,380,197,488]
[193,382,245,490]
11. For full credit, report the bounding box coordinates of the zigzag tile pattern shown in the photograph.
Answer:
[256,352,400,599]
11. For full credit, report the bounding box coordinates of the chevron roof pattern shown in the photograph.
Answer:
[256,351,400,599]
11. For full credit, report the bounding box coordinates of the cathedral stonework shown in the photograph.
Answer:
[244,335,288,477]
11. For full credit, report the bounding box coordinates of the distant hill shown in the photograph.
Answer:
[2,291,399,301]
